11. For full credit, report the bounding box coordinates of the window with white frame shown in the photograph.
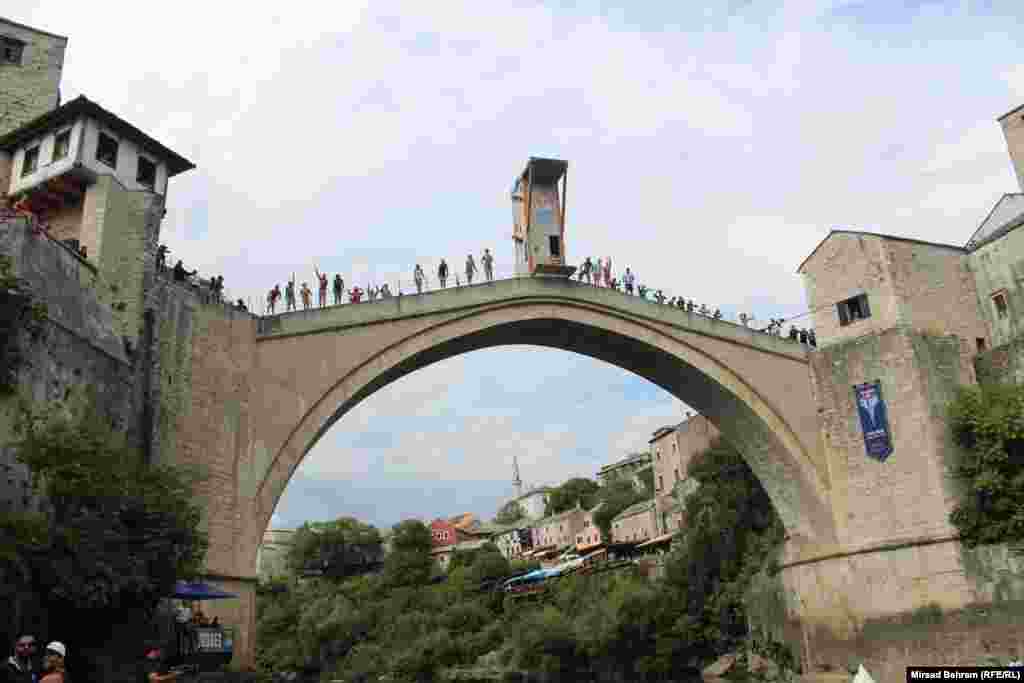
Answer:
[53,129,71,161]
[96,132,119,168]
[21,145,39,176]
[136,155,156,189]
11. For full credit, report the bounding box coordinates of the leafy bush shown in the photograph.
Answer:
[948,384,1024,546]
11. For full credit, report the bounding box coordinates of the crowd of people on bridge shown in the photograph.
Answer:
[261,249,499,314]
[574,257,817,348]
[154,243,816,347]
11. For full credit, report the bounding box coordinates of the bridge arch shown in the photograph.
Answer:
[245,290,836,566]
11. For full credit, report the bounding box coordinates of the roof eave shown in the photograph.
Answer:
[0,94,196,176]
[0,16,68,41]
[997,102,1024,122]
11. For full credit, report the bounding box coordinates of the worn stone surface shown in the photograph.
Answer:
[0,18,66,141]
[0,217,136,513]
[802,600,1024,683]
[799,233,985,351]
[999,105,1024,193]
[967,222,1024,349]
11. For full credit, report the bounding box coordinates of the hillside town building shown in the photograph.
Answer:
[595,450,652,489]
[650,413,717,535]
[503,486,551,521]
[610,499,656,544]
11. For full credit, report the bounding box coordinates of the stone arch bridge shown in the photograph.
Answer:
[171,276,849,664]
[170,274,984,672]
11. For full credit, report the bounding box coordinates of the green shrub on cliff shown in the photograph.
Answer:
[948,383,1024,546]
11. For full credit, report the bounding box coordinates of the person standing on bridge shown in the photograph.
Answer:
[367,285,378,302]
[594,257,602,286]
[333,274,344,304]
[414,264,426,293]
[623,268,635,294]
[438,259,449,288]
[482,249,494,281]
[315,267,328,308]
[603,257,612,287]
[466,254,478,285]
[285,277,296,312]
[300,282,313,310]
[349,286,363,303]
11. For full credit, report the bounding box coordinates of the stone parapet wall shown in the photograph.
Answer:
[0,216,136,512]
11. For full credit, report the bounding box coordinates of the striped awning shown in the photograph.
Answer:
[575,541,605,554]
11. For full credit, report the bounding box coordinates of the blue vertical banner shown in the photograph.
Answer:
[853,380,894,462]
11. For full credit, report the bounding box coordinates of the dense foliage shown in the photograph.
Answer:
[8,394,209,608]
[287,517,383,580]
[493,500,526,525]
[544,477,600,516]
[257,438,793,681]
[948,383,1024,546]
[591,478,646,540]
[0,392,209,682]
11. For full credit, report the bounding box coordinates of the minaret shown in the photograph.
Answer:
[512,456,524,499]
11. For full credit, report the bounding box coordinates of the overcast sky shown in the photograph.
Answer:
[9,1,1023,531]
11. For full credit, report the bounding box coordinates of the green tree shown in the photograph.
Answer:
[637,466,655,495]
[545,477,600,515]
[592,478,646,540]
[287,516,382,579]
[662,436,784,656]
[948,383,1024,546]
[494,500,526,525]
[383,519,434,588]
[12,393,209,608]
[6,391,209,682]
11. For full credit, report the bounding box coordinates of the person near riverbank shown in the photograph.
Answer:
[603,257,612,287]
[349,286,363,303]
[438,259,449,288]
[380,283,392,298]
[482,249,494,281]
[4,634,39,683]
[142,646,179,683]
[39,642,67,683]
[465,254,477,285]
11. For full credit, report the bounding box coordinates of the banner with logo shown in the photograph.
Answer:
[853,380,893,462]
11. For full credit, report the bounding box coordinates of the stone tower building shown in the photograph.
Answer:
[999,103,1024,192]
[511,157,573,277]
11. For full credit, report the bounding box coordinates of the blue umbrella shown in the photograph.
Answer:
[171,581,238,600]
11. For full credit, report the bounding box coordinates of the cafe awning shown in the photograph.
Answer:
[171,581,238,600]
[636,532,676,549]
